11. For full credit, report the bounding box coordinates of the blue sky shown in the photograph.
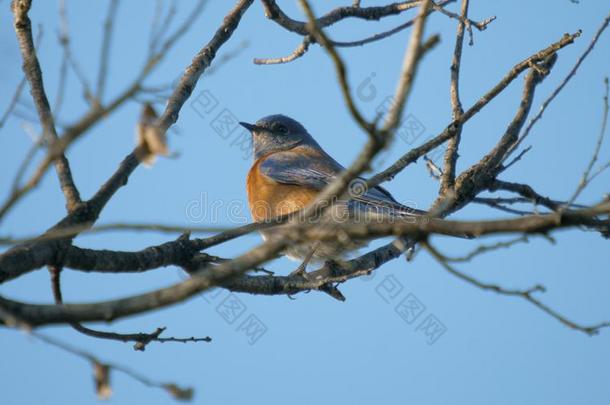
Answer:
[1,1,610,404]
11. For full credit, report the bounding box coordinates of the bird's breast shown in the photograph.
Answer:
[246,156,318,222]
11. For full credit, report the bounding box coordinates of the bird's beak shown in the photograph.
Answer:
[239,122,264,133]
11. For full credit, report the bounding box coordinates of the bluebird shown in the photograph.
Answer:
[239,114,426,274]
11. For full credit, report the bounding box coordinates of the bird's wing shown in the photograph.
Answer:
[259,151,336,190]
[259,151,426,217]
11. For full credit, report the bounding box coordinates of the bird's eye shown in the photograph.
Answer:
[275,124,288,134]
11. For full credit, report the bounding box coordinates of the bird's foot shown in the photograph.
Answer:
[289,262,309,278]
[289,245,318,278]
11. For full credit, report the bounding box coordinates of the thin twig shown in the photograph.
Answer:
[48,266,211,351]
[12,0,82,211]
[254,36,311,65]
[440,0,468,193]
[96,0,119,102]
[0,0,256,286]
[298,0,373,134]
[0,77,27,130]
[566,77,609,205]
[506,12,610,160]
[444,235,531,262]
[57,0,95,105]
[369,30,581,188]
[148,0,178,58]
[500,145,531,172]
[29,331,194,400]
[0,0,208,222]
[381,0,433,134]
[424,241,610,335]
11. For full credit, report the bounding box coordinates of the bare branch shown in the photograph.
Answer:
[381,0,433,134]
[0,0,208,222]
[0,0,255,283]
[439,0,468,193]
[506,12,610,160]
[369,30,581,188]
[28,331,194,400]
[1,201,609,326]
[444,235,531,262]
[430,1,495,45]
[156,0,248,133]
[49,266,211,350]
[298,0,372,133]
[296,0,437,226]
[566,77,609,205]
[0,77,27,130]
[424,241,610,335]
[12,0,82,211]
[254,36,311,65]
[261,0,426,36]
[96,0,119,102]
[57,0,95,105]
[433,53,558,213]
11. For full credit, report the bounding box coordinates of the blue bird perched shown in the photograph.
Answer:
[240,114,427,274]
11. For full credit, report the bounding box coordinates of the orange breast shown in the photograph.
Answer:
[247,155,318,222]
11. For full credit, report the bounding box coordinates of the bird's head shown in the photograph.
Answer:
[240,114,319,160]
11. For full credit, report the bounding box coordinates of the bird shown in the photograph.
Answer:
[239,114,427,274]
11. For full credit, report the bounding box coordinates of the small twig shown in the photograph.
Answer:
[1,24,40,131]
[500,145,531,173]
[473,198,534,216]
[10,136,43,193]
[206,40,249,75]
[369,30,581,189]
[381,0,434,134]
[430,1,495,45]
[54,1,69,116]
[298,0,373,134]
[148,0,178,58]
[440,0,468,193]
[424,241,610,336]
[0,222,231,246]
[506,12,610,160]
[57,0,95,105]
[0,77,27,131]
[566,77,609,206]
[444,235,530,262]
[48,265,211,351]
[0,0,209,222]
[96,0,119,102]
[254,36,311,65]
[262,0,425,36]
[28,331,194,401]
[148,0,164,55]
[148,0,207,83]
[431,52,559,214]
[489,180,562,211]
[586,160,610,185]
[12,0,82,211]
[331,0,453,48]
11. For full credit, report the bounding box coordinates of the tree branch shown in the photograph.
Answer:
[424,241,610,335]
[368,30,581,189]
[12,0,82,211]
[0,0,255,283]
[439,0,468,193]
